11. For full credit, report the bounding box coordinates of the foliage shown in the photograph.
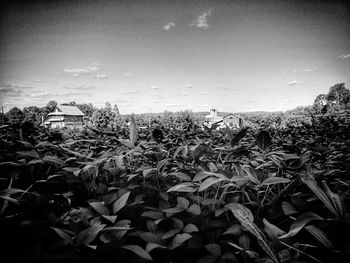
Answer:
[1,105,350,263]
[1,83,350,262]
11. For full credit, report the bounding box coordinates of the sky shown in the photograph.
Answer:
[0,0,349,114]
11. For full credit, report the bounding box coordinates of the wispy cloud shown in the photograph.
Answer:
[185,84,193,88]
[122,91,139,94]
[64,66,99,76]
[337,54,350,59]
[63,84,96,90]
[180,92,187,96]
[301,68,316,73]
[284,68,316,74]
[149,85,159,90]
[96,74,108,79]
[190,8,213,30]
[163,22,175,31]
[123,72,132,77]
[287,80,299,86]
[165,103,181,107]
[198,104,209,107]
[200,92,210,95]
[30,91,91,99]
[0,84,32,98]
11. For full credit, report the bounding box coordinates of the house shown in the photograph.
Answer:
[204,108,242,129]
[44,105,85,129]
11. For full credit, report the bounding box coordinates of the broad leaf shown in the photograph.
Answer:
[256,130,272,151]
[168,233,192,249]
[301,173,338,217]
[231,127,249,147]
[199,177,227,192]
[176,197,189,210]
[75,224,106,246]
[167,183,196,193]
[113,191,130,214]
[122,245,152,261]
[89,202,110,216]
[305,225,333,248]
[187,204,201,215]
[205,243,222,256]
[183,223,199,233]
[129,115,138,146]
[226,203,278,263]
[280,212,322,239]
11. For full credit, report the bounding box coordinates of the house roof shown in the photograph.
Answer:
[48,105,84,116]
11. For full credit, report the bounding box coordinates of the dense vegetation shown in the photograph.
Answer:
[0,83,349,263]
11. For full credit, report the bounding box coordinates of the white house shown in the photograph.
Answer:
[44,105,85,130]
[204,108,242,129]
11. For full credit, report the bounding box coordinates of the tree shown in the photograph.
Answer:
[42,100,58,118]
[61,101,77,106]
[313,94,327,109]
[77,103,94,117]
[325,83,350,110]
[6,107,24,124]
[113,104,120,116]
[23,106,40,123]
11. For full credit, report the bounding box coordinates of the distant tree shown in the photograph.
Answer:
[77,103,94,117]
[313,94,327,109]
[23,106,40,123]
[61,101,77,106]
[90,102,119,130]
[42,100,58,118]
[113,104,120,116]
[325,83,350,110]
[105,102,112,112]
[6,107,24,124]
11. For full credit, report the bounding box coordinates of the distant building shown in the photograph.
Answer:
[204,108,242,129]
[44,105,84,129]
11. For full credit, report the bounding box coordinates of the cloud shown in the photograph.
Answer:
[287,80,299,86]
[149,85,159,90]
[123,72,132,77]
[122,91,139,94]
[198,104,209,107]
[301,68,316,73]
[180,92,187,96]
[337,54,350,59]
[96,74,108,79]
[63,84,96,90]
[64,66,99,76]
[284,68,316,74]
[165,103,181,107]
[29,92,52,99]
[185,84,193,88]
[163,22,175,31]
[30,91,91,99]
[190,8,213,30]
[0,84,32,98]
[200,92,210,95]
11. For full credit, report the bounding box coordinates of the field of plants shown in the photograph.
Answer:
[0,112,350,263]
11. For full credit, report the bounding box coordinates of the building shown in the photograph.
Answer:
[204,108,242,129]
[44,105,85,129]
